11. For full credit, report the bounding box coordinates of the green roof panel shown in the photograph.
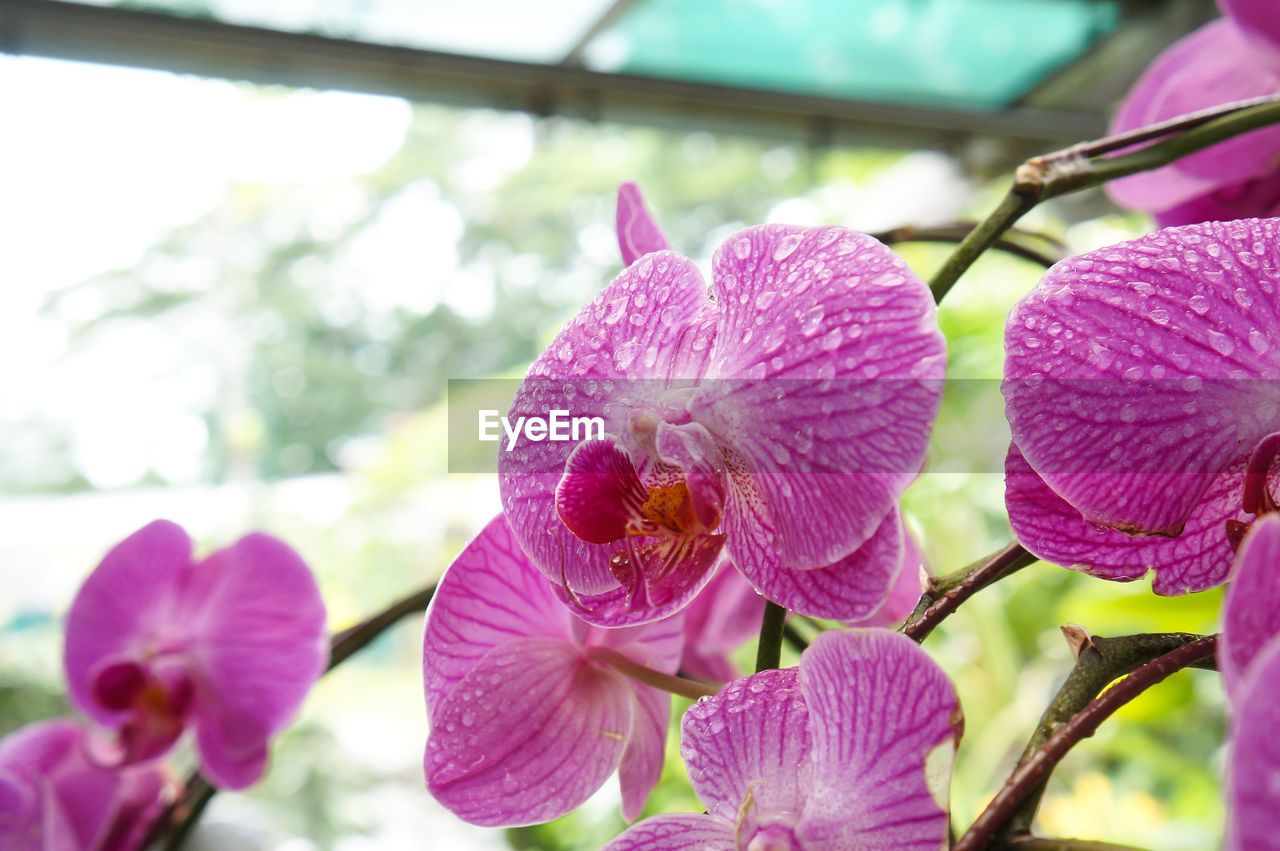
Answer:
[588,0,1121,109]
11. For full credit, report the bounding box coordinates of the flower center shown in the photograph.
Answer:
[637,481,701,537]
[90,656,193,763]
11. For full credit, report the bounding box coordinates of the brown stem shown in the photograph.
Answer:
[589,647,719,700]
[144,583,438,849]
[870,222,1065,269]
[999,839,1148,851]
[953,635,1217,851]
[901,542,1037,642]
[1002,631,1215,835]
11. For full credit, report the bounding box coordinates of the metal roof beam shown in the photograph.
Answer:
[1,0,1108,153]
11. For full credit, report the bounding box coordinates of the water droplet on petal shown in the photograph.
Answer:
[799,304,825,336]
[1208,331,1236,356]
[772,233,803,261]
[614,340,640,371]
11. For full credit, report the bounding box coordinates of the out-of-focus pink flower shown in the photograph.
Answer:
[63,520,328,790]
[422,514,684,827]
[500,186,946,626]
[1220,513,1280,849]
[1003,219,1280,594]
[604,629,961,850]
[616,181,671,267]
[0,719,168,851]
[1105,13,1280,226]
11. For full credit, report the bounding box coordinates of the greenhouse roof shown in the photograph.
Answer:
[2,0,1212,155]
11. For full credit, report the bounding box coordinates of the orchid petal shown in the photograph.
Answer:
[556,532,724,628]
[678,560,766,683]
[849,520,926,627]
[423,515,575,717]
[1225,634,1280,850]
[1222,513,1280,695]
[556,437,650,544]
[797,630,957,850]
[1003,219,1280,536]
[1222,0,1280,62]
[1006,444,1246,595]
[617,182,671,267]
[617,683,671,822]
[681,667,811,823]
[603,813,736,851]
[0,769,36,851]
[696,225,945,567]
[0,720,166,851]
[500,252,716,603]
[425,637,634,827]
[1106,21,1280,213]
[1154,175,1280,229]
[64,520,193,724]
[181,533,328,789]
[728,502,904,621]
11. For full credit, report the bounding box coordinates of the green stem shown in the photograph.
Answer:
[928,95,1280,302]
[929,191,1041,301]
[590,647,719,700]
[755,601,788,672]
[901,542,1037,642]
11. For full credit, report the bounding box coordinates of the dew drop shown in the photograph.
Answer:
[1208,330,1236,356]
[604,296,629,325]
[614,340,640,371]
[772,233,803,261]
[733,237,752,260]
[799,304,825,336]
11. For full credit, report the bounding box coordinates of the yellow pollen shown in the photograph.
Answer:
[639,482,698,534]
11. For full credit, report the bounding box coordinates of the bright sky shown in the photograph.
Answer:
[0,55,415,488]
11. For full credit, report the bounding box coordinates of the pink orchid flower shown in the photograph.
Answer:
[1219,512,1280,849]
[498,186,946,626]
[1003,218,1280,593]
[422,514,684,827]
[0,719,168,851]
[1105,7,1280,226]
[604,629,961,851]
[63,520,328,790]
